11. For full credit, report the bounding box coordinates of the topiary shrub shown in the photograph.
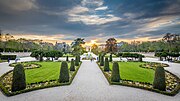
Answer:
[98,54,101,62]
[153,66,166,91]
[78,55,81,62]
[70,59,75,71]
[66,56,69,61]
[104,57,110,71]
[109,54,112,62]
[138,55,142,62]
[59,61,69,83]
[111,62,120,82]
[75,56,79,66]
[100,55,104,66]
[12,64,26,92]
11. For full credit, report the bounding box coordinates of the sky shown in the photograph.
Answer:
[0,0,180,45]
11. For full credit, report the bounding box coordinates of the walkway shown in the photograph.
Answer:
[0,60,179,101]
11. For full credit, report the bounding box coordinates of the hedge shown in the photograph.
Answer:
[0,55,16,60]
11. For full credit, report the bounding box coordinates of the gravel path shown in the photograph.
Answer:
[0,60,180,101]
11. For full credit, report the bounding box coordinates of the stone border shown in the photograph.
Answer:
[0,61,82,96]
[96,61,180,96]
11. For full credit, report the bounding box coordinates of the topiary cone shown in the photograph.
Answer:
[104,57,110,71]
[75,56,79,66]
[70,59,75,71]
[109,54,113,62]
[111,62,120,82]
[59,61,69,83]
[153,66,166,91]
[100,56,104,66]
[12,64,26,92]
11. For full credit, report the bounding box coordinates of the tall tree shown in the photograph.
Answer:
[91,44,98,55]
[105,38,117,53]
[71,38,85,56]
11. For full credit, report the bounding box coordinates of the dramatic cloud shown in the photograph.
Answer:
[0,0,179,44]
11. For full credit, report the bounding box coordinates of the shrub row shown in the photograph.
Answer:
[116,52,144,58]
[0,55,16,60]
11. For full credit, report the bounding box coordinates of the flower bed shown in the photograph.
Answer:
[0,62,82,96]
[97,61,180,96]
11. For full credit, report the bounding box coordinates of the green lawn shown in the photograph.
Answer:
[105,53,117,58]
[109,62,155,84]
[63,53,74,57]
[25,62,71,84]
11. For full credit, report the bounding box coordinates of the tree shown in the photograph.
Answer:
[71,38,85,56]
[59,61,69,83]
[12,64,26,92]
[91,44,99,55]
[105,38,117,53]
[153,66,166,91]
[70,59,75,71]
[111,62,120,82]
[104,58,110,71]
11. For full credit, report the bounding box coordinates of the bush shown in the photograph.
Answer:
[111,62,120,82]
[138,55,142,62]
[98,54,101,62]
[66,56,69,61]
[70,59,75,71]
[109,54,112,62]
[100,55,104,66]
[59,61,69,83]
[104,58,110,71]
[153,66,166,91]
[12,64,26,92]
[0,55,16,60]
[75,56,79,66]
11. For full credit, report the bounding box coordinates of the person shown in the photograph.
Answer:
[90,58,92,62]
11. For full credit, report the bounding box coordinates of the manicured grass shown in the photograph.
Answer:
[25,62,70,84]
[63,54,74,57]
[0,60,7,63]
[109,62,155,84]
[105,53,117,58]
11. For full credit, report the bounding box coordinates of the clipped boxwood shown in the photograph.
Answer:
[70,59,75,71]
[111,62,120,82]
[0,55,16,60]
[109,54,112,62]
[59,61,69,83]
[66,56,69,61]
[100,55,104,66]
[12,64,26,92]
[153,66,166,91]
[75,56,79,66]
[104,58,110,71]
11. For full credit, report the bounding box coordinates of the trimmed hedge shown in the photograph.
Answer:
[100,55,104,66]
[75,56,79,66]
[104,58,110,71]
[70,59,75,71]
[109,54,112,62]
[12,64,26,92]
[0,55,16,60]
[153,66,166,91]
[111,62,120,82]
[59,61,69,83]
[66,56,69,61]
